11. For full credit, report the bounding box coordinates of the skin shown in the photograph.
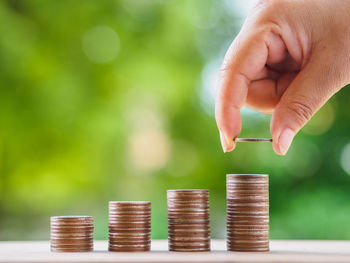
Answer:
[215,0,350,155]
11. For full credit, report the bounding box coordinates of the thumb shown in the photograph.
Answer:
[270,56,341,155]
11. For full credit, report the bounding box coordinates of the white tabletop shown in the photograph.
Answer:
[0,240,350,262]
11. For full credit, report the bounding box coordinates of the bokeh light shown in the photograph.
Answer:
[82,25,120,63]
[340,143,350,175]
[127,128,171,173]
[199,59,220,116]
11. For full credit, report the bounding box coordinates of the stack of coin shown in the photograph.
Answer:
[50,216,94,252]
[108,201,151,252]
[167,189,210,252]
[226,174,269,252]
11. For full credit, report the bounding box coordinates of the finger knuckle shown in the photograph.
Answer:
[249,2,283,36]
[219,63,230,74]
[286,98,314,125]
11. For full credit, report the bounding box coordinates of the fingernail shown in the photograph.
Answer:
[219,131,227,152]
[278,128,295,155]
[219,131,235,152]
[226,134,235,152]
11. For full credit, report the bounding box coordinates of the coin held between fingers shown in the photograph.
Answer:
[235,138,273,143]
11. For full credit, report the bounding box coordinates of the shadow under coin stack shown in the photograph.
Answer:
[227,174,269,252]
[50,216,94,252]
[108,201,151,252]
[167,189,210,252]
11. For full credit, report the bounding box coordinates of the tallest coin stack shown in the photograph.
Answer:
[226,174,269,252]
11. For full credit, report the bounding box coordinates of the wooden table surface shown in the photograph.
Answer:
[1,240,350,263]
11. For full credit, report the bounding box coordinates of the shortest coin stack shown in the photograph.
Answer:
[167,189,210,252]
[109,201,151,252]
[50,216,94,252]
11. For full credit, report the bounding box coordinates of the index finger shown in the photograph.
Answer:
[215,29,270,152]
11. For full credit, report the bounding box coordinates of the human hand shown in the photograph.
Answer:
[215,0,350,155]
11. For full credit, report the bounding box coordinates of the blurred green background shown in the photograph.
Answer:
[1,0,350,241]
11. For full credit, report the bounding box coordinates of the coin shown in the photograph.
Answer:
[108,201,151,252]
[169,245,210,252]
[227,174,269,252]
[50,216,94,252]
[167,189,210,252]
[235,138,272,142]
[51,248,93,252]
[108,246,150,252]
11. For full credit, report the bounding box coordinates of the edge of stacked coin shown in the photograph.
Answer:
[108,201,151,252]
[167,189,210,252]
[226,174,269,252]
[50,216,94,252]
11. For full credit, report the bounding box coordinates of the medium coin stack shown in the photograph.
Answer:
[50,216,94,252]
[108,201,151,252]
[227,174,269,252]
[167,189,210,252]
